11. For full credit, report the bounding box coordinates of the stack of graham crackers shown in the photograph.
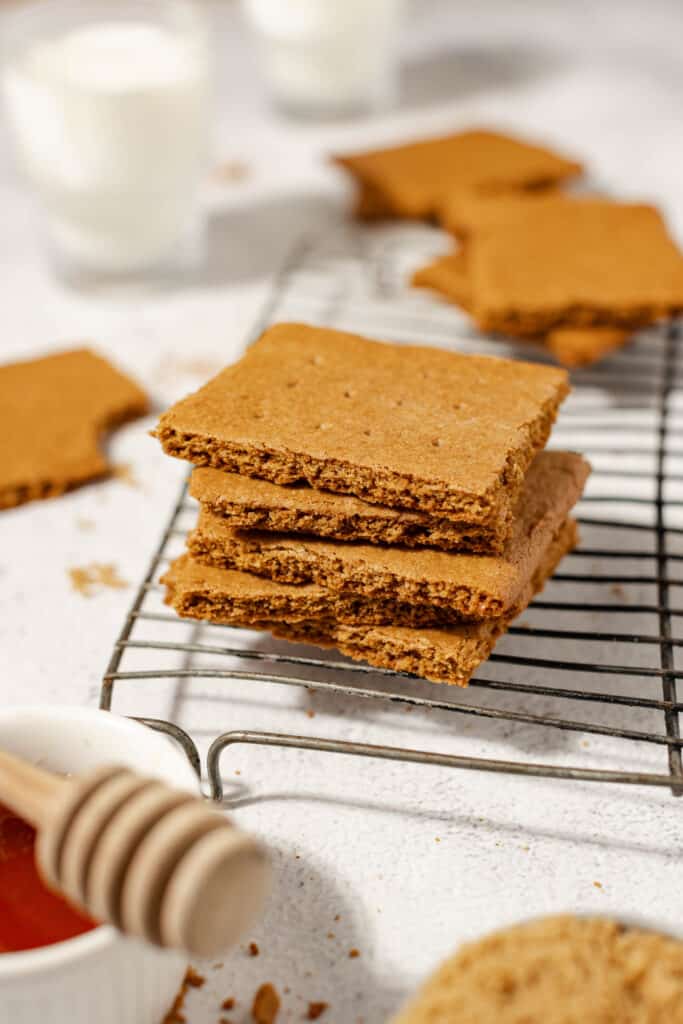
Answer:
[334,129,683,368]
[155,323,590,687]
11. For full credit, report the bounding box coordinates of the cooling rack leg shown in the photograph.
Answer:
[134,717,202,780]
[99,677,113,711]
[206,731,676,803]
[655,326,683,795]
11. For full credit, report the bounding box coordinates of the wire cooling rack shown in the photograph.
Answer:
[101,222,683,799]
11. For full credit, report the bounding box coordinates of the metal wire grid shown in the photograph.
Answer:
[100,222,683,799]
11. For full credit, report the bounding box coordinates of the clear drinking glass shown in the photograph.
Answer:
[1,0,211,284]
[241,0,403,118]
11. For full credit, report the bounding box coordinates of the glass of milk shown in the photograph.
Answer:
[1,0,210,282]
[241,0,403,118]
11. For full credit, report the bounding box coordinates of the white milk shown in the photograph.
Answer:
[2,16,209,273]
[242,0,402,116]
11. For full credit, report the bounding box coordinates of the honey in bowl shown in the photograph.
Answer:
[0,802,98,953]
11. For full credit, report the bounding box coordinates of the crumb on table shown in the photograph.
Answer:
[161,967,205,1024]
[68,562,128,596]
[111,462,140,488]
[252,983,280,1024]
[249,941,260,956]
[213,159,251,183]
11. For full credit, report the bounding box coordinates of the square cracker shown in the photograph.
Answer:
[162,519,577,687]
[189,451,589,621]
[412,251,631,367]
[468,199,683,335]
[440,187,574,239]
[1,348,148,510]
[544,327,630,368]
[191,464,508,555]
[413,250,474,311]
[155,323,569,539]
[334,129,582,221]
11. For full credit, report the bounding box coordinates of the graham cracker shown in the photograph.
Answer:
[468,198,683,336]
[189,452,589,621]
[440,187,577,239]
[413,249,632,367]
[163,520,576,686]
[163,550,512,630]
[191,467,513,555]
[412,250,473,311]
[545,327,631,368]
[155,323,569,541]
[334,129,582,221]
[391,916,683,1024]
[0,348,148,510]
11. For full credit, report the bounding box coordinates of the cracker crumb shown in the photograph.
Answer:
[249,942,260,957]
[334,915,341,922]
[75,516,95,531]
[306,1002,329,1020]
[111,462,140,488]
[593,881,603,889]
[326,932,335,939]
[349,948,360,959]
[251,983,280,1024]
[610,583,626,599]
[306,709,315,718]
[68,562,128,596]
[221,998,235,1010]
[435,837,441,843]
[161,967,205,1024]
[214,160,251,183]
[155,355,225,384]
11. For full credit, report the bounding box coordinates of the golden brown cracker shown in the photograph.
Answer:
[163,520,576,687]
[189,451,589,622]
[191,465,509,555]
[440,186,578,238]
[412,249,473,310]
[0,348,148,510]
[335,129,582,221]
[155,323,569,543]
[545,326,631,367]
[469,199,683,335]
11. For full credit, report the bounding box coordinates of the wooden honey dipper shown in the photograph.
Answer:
[0,751,271,957]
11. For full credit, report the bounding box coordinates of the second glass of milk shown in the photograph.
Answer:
[242,0,403,118]
[1,0,210,282]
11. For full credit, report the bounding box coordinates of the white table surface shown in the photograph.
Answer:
[2,1,683,1021]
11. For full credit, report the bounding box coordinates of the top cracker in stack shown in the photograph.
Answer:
[155,322,569,554]
[155,323,584,687]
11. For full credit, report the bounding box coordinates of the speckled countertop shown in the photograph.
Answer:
[2,1,683,1021]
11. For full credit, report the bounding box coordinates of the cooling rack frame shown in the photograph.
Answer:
[100,224,683,800]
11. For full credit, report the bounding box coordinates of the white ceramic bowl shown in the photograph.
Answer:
[0,706,200,1024]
